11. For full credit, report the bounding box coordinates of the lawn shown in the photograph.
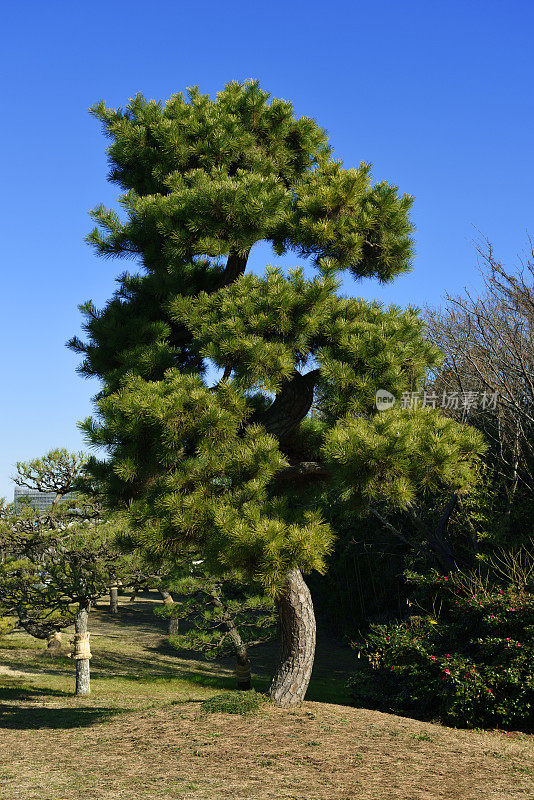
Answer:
[1,593,532,800]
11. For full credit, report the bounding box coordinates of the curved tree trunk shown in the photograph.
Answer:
[74,602,91,697]
[219,247,250,287]
[209,589,251,690]
[109,584,119,614]
[268,568,316,707]
[251,369,320,441]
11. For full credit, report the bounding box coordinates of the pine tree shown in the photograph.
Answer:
[70,81,486,706]
[154,558,276,690]
[1,450,136,695]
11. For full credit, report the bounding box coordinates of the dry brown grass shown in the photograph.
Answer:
[1,594,532,800]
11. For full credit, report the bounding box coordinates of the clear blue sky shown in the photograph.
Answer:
[1,0,533,501]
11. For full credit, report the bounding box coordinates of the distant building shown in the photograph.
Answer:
[13,488,73,511]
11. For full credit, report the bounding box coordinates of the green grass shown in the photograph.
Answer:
[200,689,268,716]
[1,595,356,712]
[0,599,234,717]
[411,732,434,742]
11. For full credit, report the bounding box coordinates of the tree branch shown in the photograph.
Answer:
[272,461,330,486]
[251,368,321,440]
[436,492,459,537]
[405,505,460,574]
[369,508,413,547]
[219,248,251,287]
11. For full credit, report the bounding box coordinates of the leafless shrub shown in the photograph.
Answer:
[424,234,534,507]
[488,539,534,591]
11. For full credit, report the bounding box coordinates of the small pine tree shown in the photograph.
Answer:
[155,559,276,689]
[71,82,486,706]
[13,448,87,504]
[0,451,135,696]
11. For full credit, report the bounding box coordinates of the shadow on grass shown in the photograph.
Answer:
[174,666,349,703]
[0,652,74,680]
[148,638,351,703]
[304,676,351,704]
[177,668,252,692]
[91,598,169,637]
[0,684,71,701]
[90,649,191,680]
[0,637,38,651]
[0,703,122,730]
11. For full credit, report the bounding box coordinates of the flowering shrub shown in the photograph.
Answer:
[348,580,534,731]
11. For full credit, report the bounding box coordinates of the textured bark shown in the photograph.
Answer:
[269,568,316,707]
[109,585,119,614]
[75,603,91,697]
[168,616,180,636]
[252,369,320,441]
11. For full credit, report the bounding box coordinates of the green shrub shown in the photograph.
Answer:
[348,576,534,731]
[200,690,268,716]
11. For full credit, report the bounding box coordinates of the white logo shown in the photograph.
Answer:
[375,390,396,411]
